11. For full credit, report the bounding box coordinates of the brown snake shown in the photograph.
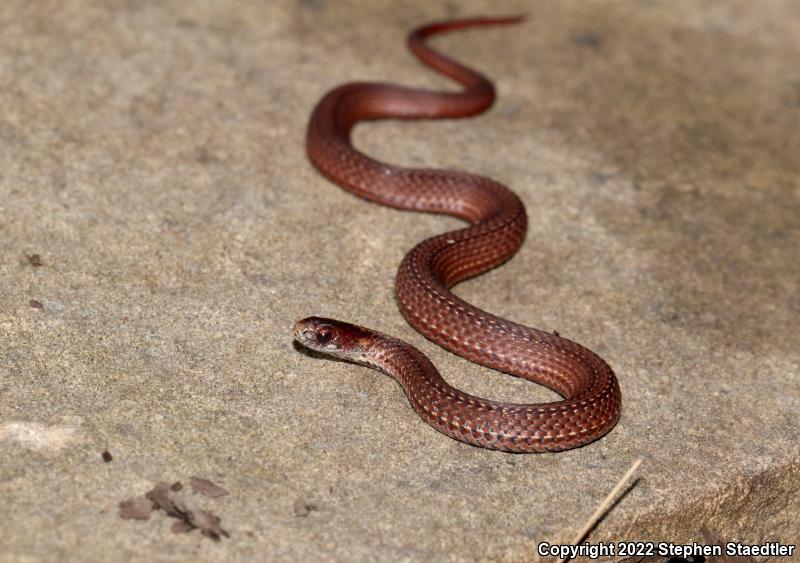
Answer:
[294,17,621,452]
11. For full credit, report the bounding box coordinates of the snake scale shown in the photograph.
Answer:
[294,16,621,452]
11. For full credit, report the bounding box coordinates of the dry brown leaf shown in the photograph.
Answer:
[26,254,43,267]
[118,496,156,520]
[293,497,317,517]
[171,520,194,534]
[143,480,229,541]
[169,489,229,541]
[145,482,183,518]
[190,476,229,498]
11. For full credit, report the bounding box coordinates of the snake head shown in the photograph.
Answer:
[293,317,373,363]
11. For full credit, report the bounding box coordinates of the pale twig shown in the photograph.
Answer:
[560,458,644,563]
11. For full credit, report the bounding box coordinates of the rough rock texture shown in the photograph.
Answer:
[1,1,798,561]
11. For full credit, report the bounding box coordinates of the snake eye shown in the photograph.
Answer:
[315,326,334,345]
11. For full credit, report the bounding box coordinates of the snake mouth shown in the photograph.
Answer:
[292,321,316,346]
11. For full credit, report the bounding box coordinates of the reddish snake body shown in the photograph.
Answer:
[294,17,621,452]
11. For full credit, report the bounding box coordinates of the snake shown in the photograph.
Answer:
[293,16,622,452]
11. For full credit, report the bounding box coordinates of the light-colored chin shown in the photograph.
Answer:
[297,338,324,353]
[315,345,369,365]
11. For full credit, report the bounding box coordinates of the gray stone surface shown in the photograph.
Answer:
[1,1,798,561]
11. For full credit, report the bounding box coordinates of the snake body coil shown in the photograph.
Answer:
[295,17,621,452]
